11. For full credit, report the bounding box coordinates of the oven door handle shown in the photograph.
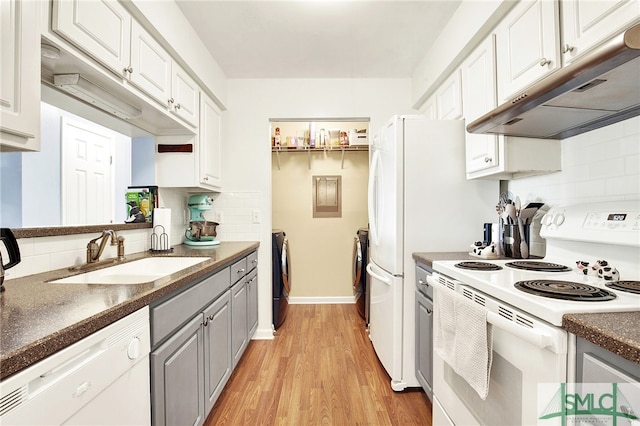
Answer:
[486,311,558,353]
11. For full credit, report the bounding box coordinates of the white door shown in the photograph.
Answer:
[367,117,403,275]
[61,118,114,225]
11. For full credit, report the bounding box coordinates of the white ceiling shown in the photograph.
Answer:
[175,0,462,79]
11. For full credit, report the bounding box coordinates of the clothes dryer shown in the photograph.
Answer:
[353,227,369,324]
[272,230,290,330]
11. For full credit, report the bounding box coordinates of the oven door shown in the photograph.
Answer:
[429,276,569,426]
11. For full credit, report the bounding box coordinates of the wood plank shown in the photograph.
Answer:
[206,304,432,425]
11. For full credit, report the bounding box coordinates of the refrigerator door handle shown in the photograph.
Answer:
[368,149,381,246]
[366,263,391,286]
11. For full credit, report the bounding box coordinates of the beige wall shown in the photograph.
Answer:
[272,150,368,298]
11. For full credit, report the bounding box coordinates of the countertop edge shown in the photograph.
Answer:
[0,242,259,380]
[562,313,640,365]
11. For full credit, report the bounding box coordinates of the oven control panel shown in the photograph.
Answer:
[540,201,640,247]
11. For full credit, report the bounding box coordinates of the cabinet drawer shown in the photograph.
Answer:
[231,257,247,283]
[151,267,230,346]
[246,251,258,272]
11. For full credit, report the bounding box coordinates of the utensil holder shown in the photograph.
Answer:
[503,224,530,259]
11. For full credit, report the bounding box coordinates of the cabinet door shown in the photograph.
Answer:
[462,36,499,175]
[231,280,248,368]
[52,0,131,76]
[246,269,258,338]
[203,291,232,414]
[129,20,172,105]
[171,63,199,126]
[199,94,223,189]
[436,69,463,120]
[415,290,433,396]
[151,314,205,426]
[561,0,640,64]
[1,0,40,151]
[496,0,560,102]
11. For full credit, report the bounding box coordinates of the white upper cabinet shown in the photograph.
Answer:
[561,0,640,64]
[461,34,562,180]
[199,93,222,190]
[52,0,131,77]
[436,69,463,120]
[461,36,499,175]
[1,0,40,151]
[171,64,199,127]
[495,0,561,103]
[129,19,172,105]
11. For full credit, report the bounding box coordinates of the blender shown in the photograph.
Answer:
[184,195,220,246]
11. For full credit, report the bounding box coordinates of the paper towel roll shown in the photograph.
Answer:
[152,208,171,250]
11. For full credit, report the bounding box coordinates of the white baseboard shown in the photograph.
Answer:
[251,327,275,340]
[289,296,356,305]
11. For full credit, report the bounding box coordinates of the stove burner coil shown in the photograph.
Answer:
[514,280,617,301]
[454,261,502,271]
[505,261,572,272]
[605,281,640,295]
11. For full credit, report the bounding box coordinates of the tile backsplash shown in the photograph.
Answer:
[7,191,261,281]
[508,117,640,206]
[6,228,150,280]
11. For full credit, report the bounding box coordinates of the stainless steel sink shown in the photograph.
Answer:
[50,257,210,284]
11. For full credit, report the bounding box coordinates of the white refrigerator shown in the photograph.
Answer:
[366,115,497,391]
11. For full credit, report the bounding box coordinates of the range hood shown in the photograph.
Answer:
[467,24,640,139]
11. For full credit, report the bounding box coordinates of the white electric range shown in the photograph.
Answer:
[429,201,640,426]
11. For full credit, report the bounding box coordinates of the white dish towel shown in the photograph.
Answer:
[433,284,494,400]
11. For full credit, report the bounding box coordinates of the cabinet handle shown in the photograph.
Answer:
[562,44,574,54]
[203,176,209,181]
[203,317,209,327]
[208,314,214,321]
[175,103,181,110]
[123,66,133,74]
[238,268,245,274]
[539,58,551,67]
[484,156,493,163]
[252,259,258,264]
[168,98,175,105]
[426,308,432,315]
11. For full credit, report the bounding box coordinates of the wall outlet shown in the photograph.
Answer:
[252,209,261,224]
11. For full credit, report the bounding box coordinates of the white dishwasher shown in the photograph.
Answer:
[0,306,151,425]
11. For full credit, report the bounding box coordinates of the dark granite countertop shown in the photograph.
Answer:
[412,252,480,268]
[0,242,259,380]
[563,312,640,365]
[413,251,640,365]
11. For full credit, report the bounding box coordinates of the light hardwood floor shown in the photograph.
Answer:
[205,304,432,425]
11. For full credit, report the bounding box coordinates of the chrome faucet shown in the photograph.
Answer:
[86,230,125,264]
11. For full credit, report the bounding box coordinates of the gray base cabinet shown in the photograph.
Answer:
[231,277,248,368]
[204,291,232,414]
[246,268,258,338]
[150,250,258,426]
[151,314,205,426]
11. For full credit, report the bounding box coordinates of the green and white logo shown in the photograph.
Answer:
[538,383,640,426]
